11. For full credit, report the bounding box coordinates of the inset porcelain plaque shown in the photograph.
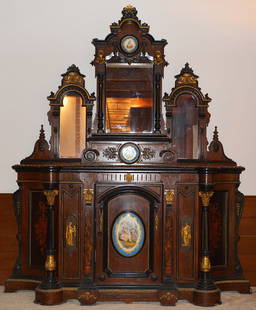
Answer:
[119,143,140,164]
[120,35,138,54]
[112,212,144,257]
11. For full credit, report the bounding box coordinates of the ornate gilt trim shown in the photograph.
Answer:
[44,190,58,205]
[155,214,159,231]
[98,208,103,234]
[95,49,105,64]
[165,190,175,204]
[123,4,135,11]
[201,256,211,272]
[63,71,84,86]
[154,51,164,65]
[199,191,214,207]
[84,189,94,204]
[181,223,191,247]
[177,73,197,85]
[45,255,56,271]
[124,173,134,183]
[65,221,77,247]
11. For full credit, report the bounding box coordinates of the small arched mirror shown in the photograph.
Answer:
[59,93,86,158]
[173,94,199,159]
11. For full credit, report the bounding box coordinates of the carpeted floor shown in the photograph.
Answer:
[0,286,256,310]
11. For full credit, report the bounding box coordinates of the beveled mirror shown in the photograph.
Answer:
[105,64,153,133]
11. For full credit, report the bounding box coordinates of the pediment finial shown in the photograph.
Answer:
[39,124,45,140]
[21,125,51,163]
[122,5,138,20]
[124,4,135,11]
[177,63,199,78]
[63,64,85,77]
[213,126,219,142]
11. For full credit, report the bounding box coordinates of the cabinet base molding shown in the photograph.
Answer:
[193,288,221,307]
[35,287,63,305]
[4,279,251,307]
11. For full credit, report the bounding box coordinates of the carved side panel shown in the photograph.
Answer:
[29,190,48,269]
[60,184,82,280]
[176,184,197,281]
[209,191,228,267]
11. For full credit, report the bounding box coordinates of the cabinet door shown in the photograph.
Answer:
[95,191,161,285]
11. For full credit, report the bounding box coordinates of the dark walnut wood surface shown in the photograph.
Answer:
[4,5,251,307]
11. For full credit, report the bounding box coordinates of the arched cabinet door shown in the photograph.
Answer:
[95,186,162,285]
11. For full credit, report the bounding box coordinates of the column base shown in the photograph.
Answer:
[35,287,63,305]
[193,288,221,307]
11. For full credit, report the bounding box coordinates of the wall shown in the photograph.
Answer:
[0,0,255,194]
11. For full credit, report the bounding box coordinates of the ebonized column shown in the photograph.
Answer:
[38,189,60,290]
[194,169,221,306]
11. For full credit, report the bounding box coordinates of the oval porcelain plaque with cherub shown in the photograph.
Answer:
[112,212,144,257]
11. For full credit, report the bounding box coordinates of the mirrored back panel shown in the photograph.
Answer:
[106,64,153,133]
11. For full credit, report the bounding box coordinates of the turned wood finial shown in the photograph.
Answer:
[39,124,45,140]
[213,126,219,142]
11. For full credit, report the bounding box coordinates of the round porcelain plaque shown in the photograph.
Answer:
[120,35,138,54]
[112,212,145,257]
[119,143,140,164]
